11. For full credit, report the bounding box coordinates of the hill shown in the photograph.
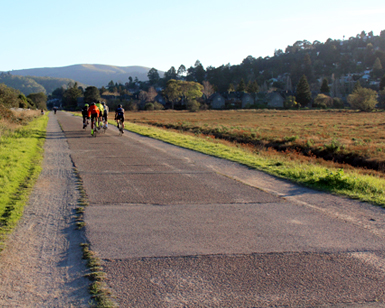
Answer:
[6,64,157,89]
[0,73,86,96]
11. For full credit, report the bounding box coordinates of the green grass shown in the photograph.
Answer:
[71,112,385,206]
[110,119,385,206]
[0,115,48,247]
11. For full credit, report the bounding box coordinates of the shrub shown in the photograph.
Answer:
[313,94,333,109]
[284,96,298,109]
[144,103,154,111]
[153,102,165,110]
[187,100,200,112]
[333,97,344,109]
[347,87,378,111]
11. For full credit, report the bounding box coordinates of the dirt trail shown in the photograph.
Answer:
[0,113,90,307]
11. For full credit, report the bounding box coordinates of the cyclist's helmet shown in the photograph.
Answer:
[101,102,105,105]
[84,103,89,107]
[118,104,122,108]
[90,102,95,106]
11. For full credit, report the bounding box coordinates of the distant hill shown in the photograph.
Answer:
[6,64,159,89]
[0,73,86,96]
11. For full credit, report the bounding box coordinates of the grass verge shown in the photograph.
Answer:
[0,115,49,249]
[71,112,385,206]
[110,119,385,206]
[72,166,116,308]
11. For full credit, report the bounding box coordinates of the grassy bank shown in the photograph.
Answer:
[0,113,48,247]
[129,110,385,175]
[72,111,385,205]
[111,119,385,206]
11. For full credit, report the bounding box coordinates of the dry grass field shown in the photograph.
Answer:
[0,106,41,138]
[126,109,385,176]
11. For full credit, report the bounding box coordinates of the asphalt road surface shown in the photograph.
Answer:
[57,112,385,308]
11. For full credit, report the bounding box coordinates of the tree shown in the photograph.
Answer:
[347,87,378,111]
[27,92,47,109]
[296,75,312,107]
[237,79,246,92]
[107,80,115,92]
[303,54,313,81]
[202,81,214,103]
[246,80,259,93]
[177,65,186,79]
[313,94,333,109]
[353,80,362,92]
[62,82,82,108]
[320,78,330,94]
[84,86,100,104]
[146,86,158,102]
[380,74,385,91]
[52,87,65,99]
[147,68,160,85]
[164,79,203,109]
[372,57,383,79]
[0,84,29,108]
[138,90,148,102]
[164,66,177,82]
[164,79,181,109]
[227,83,235,93]
[186,60,206,83]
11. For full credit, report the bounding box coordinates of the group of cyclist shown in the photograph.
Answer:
[81,101,125,136]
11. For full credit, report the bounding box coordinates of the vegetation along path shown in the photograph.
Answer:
[0,112,91,307]
[57,111,385,307]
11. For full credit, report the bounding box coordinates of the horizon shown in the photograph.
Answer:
[1,0,384,72]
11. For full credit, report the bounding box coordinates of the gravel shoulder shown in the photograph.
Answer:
[0,112,91,307]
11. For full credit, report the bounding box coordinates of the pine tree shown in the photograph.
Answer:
[353,80,362,92]
[380,74,385,91]
[296,75,312,107]
[246,80,259,93]
[237,79,246,92]
[320,78,330,94]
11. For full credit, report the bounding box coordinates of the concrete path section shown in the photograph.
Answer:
[58,112,385,307]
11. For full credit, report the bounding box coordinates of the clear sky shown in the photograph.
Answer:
[1,0,384,73]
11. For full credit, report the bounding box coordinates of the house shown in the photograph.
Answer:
[211,93,225,109]
[266,92,285,108]
[241,93,254,108]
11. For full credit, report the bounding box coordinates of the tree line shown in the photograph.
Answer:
[46,29,385,112]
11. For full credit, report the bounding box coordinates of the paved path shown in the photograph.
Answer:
[58,112,385,307]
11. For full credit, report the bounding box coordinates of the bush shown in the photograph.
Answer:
[313,94,333,109]
[347,87,378,111]
[186,100,200,112]
[284,96,298,109]
[153,102,165,110]
[333,97,344,109]
[144,103,154,111]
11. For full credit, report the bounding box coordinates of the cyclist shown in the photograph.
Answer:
[87,102,100,136]
[115,104,125,133]
[95,100,104,130]
[82,103,89,129]
[101,101,109,128]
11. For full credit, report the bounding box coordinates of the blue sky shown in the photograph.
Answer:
[1,0,384,73]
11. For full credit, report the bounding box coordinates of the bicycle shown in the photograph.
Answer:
[91,117,99,137]
[117,119,124,136]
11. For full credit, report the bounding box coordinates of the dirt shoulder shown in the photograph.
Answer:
[0,112,91,307]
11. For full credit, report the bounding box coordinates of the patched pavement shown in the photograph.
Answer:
[57,112,385,307]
